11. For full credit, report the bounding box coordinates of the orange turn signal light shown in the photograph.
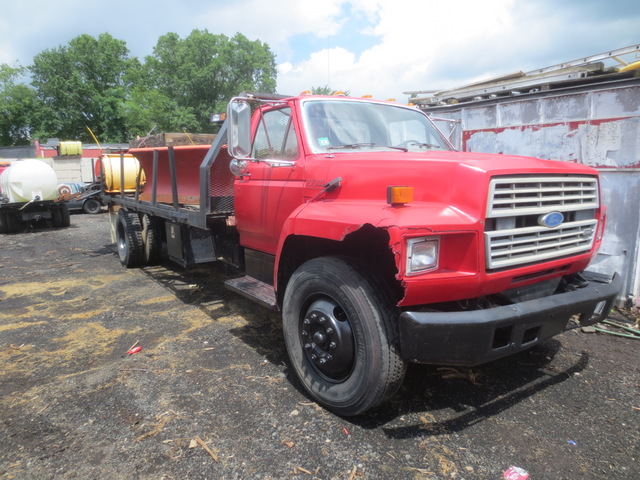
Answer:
[387,186,413,206]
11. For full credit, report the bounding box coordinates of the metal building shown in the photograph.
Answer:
[407,45,640,305]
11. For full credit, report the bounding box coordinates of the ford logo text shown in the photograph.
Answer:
[538,211,564,228]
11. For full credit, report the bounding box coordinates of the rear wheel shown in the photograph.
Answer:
[0,211,10,233]
[82,198,102,214]
[282,256,406,416]
[116,209,144,268]
[60,204,71,227]
[51,206,63,228]
[141,214,163,265]
[5,212,19,232]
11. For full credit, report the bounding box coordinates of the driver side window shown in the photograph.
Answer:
[252,107,299,160]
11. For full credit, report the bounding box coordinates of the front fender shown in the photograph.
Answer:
[273,200,480,291]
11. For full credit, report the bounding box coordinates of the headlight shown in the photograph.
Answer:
[406,237,439,275]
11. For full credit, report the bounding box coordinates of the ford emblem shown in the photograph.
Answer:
[539,211,564,228]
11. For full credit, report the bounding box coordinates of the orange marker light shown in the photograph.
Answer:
[387,186,413,206]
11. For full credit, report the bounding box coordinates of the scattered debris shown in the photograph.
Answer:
[194,435,219,462]
[503,466,530,480]
[419,413,437,427]
[126,340,142,355]
[348,465,359,480]
[135,410,177,442]
[293,466,312,475]
[435,367,482,385]
[407,467,434,475]
[593,319,640,340]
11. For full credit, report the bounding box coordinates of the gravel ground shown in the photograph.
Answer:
[0,213,638,480]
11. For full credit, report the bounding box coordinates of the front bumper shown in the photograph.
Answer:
[398,271,621,366]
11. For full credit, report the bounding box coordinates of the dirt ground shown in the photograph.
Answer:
[0,213,638,480]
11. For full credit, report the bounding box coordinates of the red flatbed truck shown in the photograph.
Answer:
[104,93,621,415]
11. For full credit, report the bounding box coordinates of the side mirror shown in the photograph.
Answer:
[227,100,252,159]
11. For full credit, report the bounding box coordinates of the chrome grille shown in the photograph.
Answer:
[485,220,597,269]
[485,175,599,270]
[487,176,599,217]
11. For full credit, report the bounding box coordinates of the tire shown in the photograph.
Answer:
[141,214,163,265]
[60,204,71,227]
[4,211,18,233]
[51,206,63,228]
[0,211,8,233]
[282,256,406,416]
[116,209,144,268]
[82,198,102,215]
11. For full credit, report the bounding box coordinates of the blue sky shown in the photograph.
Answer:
[1,0,639,100]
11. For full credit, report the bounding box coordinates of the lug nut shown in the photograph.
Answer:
[326,327,334,334]
[329,342,336,350]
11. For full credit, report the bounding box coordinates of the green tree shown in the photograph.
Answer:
[30,33,138,142]
[123,58,200,136]
[142,30,277,133]
[311,85,351,96]
[0,63,38,146]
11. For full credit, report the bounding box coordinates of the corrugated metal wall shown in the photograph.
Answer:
[427,80,640,304]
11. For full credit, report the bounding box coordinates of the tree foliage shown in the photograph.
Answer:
[142,30,277,133]
[30,33,135,143]
[0,30,278,146]
[311,85,351,96]
[0,64,37,145]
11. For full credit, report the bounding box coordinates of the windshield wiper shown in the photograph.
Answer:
[385,145,408,152]
[327,142,376,150]
[409,142,443,149]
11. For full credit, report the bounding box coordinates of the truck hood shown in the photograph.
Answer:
[307,150,598,219]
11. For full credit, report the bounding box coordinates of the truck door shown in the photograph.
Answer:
[234,105,305,255]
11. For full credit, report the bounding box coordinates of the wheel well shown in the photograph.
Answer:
[277,224,403,307]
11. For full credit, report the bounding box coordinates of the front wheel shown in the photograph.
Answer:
[282,256,406,416]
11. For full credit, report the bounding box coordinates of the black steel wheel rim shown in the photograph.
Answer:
[300,297,355,382]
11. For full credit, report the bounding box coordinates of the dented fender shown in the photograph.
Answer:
[273,200,481,293]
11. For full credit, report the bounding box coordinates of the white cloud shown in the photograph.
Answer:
[274,0,640,100]
[1,0,638,102]
[196,0,346,49]
[275,0,517,99]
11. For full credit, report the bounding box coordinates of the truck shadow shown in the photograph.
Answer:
[131,259,588,436]
[137,261,290,366]
[355,342,589,437]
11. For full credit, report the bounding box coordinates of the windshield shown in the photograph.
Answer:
[302,99,452,154]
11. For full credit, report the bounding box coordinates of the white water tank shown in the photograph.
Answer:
[0,159,58,203]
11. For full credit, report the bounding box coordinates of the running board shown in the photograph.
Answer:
[224,275,278,310]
